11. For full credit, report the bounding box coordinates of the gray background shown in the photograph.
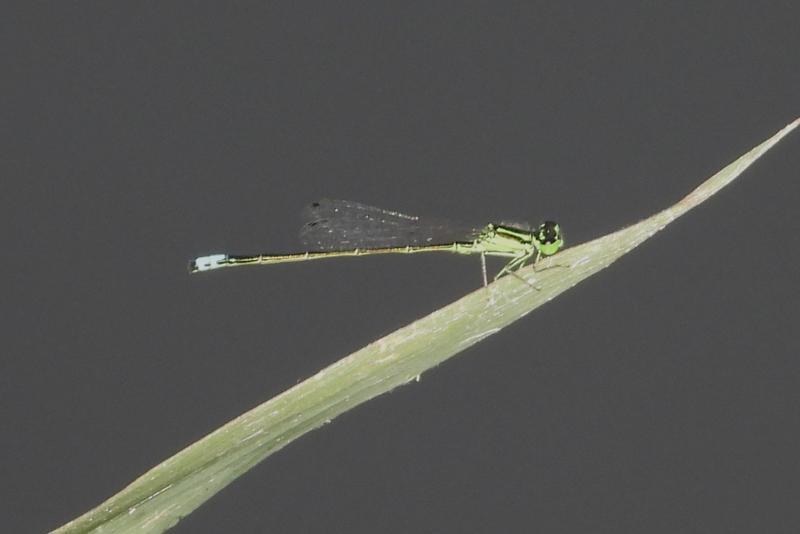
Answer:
[3,3,799,533]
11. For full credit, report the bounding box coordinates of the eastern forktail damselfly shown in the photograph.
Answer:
[190,199,564,286]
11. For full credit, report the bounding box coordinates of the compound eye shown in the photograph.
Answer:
[540,221,560,243]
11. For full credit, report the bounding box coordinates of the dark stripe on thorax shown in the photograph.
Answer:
[493,225,534,244]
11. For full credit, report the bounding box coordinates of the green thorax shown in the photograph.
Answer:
[473,224,535,255]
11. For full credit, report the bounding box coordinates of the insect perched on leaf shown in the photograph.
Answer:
[190,199,564,286]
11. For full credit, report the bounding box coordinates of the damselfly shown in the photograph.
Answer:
[190,199,564,286]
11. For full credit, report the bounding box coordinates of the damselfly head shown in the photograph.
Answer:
[535,221,563,256]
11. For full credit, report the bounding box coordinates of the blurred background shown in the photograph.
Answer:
[3,3,799,533]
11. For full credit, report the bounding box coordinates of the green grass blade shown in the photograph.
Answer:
[52,118,799,533]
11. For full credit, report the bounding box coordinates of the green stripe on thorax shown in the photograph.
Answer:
[472,223,535,256]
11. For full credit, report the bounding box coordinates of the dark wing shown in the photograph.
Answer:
[300,199,479,250]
